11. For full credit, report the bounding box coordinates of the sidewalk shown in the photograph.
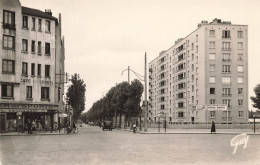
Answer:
[121,127,260,135]
[0,130,68,136]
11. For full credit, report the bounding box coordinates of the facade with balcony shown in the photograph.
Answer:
[0,0,65,132]
[148,18,248,124]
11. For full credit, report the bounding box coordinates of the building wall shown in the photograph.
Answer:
[148,19,248,124]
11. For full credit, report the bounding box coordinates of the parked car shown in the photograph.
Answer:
[102,121,112,131]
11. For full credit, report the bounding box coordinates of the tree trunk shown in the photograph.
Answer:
[119,113,122,128]
[124,115,127,129]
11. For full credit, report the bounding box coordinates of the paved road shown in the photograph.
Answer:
[0,125,260,165]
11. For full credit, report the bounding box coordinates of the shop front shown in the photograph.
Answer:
[0,103,58,132]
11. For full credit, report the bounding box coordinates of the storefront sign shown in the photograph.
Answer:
[40,80,53,85]
[2,109,48,113]
[0,103,58,111]
[21,78,31,83]
[17,112,22,115]
[59,114,68,117]
[191,104,227,111]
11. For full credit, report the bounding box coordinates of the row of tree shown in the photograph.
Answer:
[80,79,144,128]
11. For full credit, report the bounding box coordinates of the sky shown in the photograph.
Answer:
[20,0,260,112]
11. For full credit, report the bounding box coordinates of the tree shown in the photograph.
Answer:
[66,74,86,120]
[251,84,260,109]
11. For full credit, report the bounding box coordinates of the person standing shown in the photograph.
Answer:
[211,121,216,134]
[133,122,137,134]
[27,119,32,134]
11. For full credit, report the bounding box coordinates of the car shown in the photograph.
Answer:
[102,121,112,131]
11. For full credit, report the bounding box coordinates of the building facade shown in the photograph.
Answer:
[148,18,248,124]
[0,0,65,132]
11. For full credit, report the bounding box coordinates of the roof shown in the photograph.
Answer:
[22,6,58,22]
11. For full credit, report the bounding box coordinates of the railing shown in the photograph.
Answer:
[222,117,232,121]
[222,48,231,51]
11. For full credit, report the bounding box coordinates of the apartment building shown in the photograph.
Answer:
[0,0,65,132]
[148,18,248,124]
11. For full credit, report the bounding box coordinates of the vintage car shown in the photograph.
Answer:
[102,121,113,131]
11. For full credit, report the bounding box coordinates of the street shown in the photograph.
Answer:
[0,125,260,165]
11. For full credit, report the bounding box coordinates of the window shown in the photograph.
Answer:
[2,60,15,73]
[210,111,216,118]
[223,53,231,61]
[161,105,165,110]
[238,111,243,118]
[209,41,215,49]
[238,99,243,106]
[192,43,194,50]
[192,64,194,71]
[3,10,15,30]
[223,99,231,107]
[38,41,42,54]
[222,30,230,38]
[209,77,216,83]
[196,78,198,86]
[30,40,35,53]
[210,88,215,94]
[45,20,51,32]
[223,111,231,117]
[44,64,50,77]
[210,64,215,71]
[196,89,198,96]
[210,99,215,104]
[41,87,49,100]
[222,76,231,85]
[222,88,231,96]
[209,53,216,60]
[3,35,15,49]
[22,62,28,76]
[237,31,243,38]
[222,65,231,73]
[1,84,14,98]
[178,102,184,108]
[196,46,198,53]
[192,85,194,92]
[37,64,41,77]
[192,54,194,60]
[31,63,35,76]
[26,86,32,99]
[32,17,36,30]
[22,39,28,52]
[192,96,194,103]
[237,77,243,84]
[196,67,198,74]
[192,75,194,81]
[238,42,243,50]
[237,65,243,72]
[209,30,215,36]
[222,42,231,50]
[178,112,184,117]
[196,35,198,41]
[38,19,42,31]
[238,54,243,61]
[238,88,243,94]
[22,16,28,28]
[45,42,50,55]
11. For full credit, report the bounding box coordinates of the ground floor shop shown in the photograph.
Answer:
[0,103,59,132]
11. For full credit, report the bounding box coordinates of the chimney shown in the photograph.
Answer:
[45,9,52,16]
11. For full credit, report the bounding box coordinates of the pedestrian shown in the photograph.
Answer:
[133,122,137,134]
[32,120,36,134]
[211,121,216,134]
[27,119,32,134]
[50,120,53,133]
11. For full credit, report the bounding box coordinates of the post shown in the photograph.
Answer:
[206,108,208,129]
[144,52,148,132]
[128,66,130,84]
[165,118,166,133]
[254,116,255,133]
[158,117,160,133]
[227,110,228,128]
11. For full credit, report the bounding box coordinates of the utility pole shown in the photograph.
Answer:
[144,52,148,132]
[128,66,130,84]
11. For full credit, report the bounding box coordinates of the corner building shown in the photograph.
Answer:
[0,0,65,132]
[148,19,248,124]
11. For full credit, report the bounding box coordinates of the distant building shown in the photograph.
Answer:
[0,0,65,132]
[148,18,248,124]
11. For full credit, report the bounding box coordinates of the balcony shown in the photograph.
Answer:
[2,23,16,30]
[222,59,231,62]
[222,94,232,96]
[222,48,231,51]
[149,68,153,73]
[222,117,232,121]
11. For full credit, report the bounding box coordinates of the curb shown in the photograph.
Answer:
[0,132,69,136]
[120,129,260,135]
